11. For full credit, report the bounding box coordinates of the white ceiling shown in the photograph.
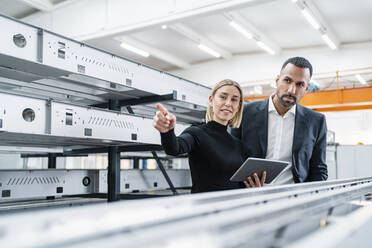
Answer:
[1,0,371,96]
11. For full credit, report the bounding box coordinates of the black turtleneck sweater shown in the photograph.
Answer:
[160,121,246,193]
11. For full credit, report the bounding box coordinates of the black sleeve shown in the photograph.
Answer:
[307,115,328,181]
[160,128,197,156]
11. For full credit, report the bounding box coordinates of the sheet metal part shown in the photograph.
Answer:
[0,178,371,247]
[0,13,209,123]
[0,169,191,201]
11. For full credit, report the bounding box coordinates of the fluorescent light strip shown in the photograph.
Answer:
[120,42,150,57]
[356,74,367,85]
[256,41,275,55]
[321,34,337,50]
[301,9,321,30]
[229,21,253,39]
[198,44,221,58]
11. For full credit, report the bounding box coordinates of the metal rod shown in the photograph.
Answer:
[107,99,120,202]
[47,153,56,169]
[151,151,178,195]
[108,146,120,202]
[92,92,177,109]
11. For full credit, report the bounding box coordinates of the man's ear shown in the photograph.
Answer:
[275,75,280,87]
[305,82,310,92]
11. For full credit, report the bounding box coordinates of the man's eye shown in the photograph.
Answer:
[220,95,226,99]
[297,82,304,87]
[285,78,291,83]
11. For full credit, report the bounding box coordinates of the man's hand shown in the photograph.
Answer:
[244,171,267,188]
[153,103,176,133]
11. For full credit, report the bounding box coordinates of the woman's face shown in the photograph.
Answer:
[209,85,241,125]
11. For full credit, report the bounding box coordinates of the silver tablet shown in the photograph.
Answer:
[229,157,289,183]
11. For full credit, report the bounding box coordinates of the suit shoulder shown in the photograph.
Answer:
[243,99,265,110]
[301,105,325,120]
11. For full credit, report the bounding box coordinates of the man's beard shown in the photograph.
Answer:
[278,94,297,108]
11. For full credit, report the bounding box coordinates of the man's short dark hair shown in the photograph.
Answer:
[281,57,313,78]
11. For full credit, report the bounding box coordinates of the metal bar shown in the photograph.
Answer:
[107,146,120,202]
[119,145,163,153]
[107,99,120,202]
[63,144,164,156]
[133,158,139,169]
[92,92,177,109]
[126,106,134,114]
[120,155,187,160]
[47,153,56,169]
[21,153,88,158]
[151,151,178,195]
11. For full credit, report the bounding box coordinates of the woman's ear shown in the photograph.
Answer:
[208,95,213,106]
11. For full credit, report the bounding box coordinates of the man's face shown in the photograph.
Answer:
[275,63,310,108]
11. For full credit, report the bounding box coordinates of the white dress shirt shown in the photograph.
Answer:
[265,96,295,185]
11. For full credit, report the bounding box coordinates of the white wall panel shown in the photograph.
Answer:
[336,145,372,179]
[324,109,372,145]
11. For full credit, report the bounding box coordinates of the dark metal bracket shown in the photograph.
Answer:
[92,91,177,109]
[151,151,178,195]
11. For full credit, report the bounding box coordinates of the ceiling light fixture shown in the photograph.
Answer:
[161,24,167,29]
[321,34,337,50]
[355,74,367,85]
[198,44,221,58]
[120,42,150,57]
[256,41,276,55]
[229,20,253,39]
[292,0,339,50]
[301,8,321,30]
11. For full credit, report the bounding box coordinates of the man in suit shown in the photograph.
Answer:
[231,57,328,187]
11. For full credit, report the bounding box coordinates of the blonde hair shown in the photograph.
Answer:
[205,79,244,128]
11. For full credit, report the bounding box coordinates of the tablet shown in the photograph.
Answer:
[229,157,289,183]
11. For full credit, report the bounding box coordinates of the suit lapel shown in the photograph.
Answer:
[256,99,269,157]
[292,104,308,155]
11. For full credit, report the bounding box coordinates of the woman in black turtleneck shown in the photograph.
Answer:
[153,79,247,193]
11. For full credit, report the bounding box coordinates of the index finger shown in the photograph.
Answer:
[156,103,168,116]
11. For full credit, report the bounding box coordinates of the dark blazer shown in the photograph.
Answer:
[231,98,328,183]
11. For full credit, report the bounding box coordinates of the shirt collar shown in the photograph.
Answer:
[269,95,296,116]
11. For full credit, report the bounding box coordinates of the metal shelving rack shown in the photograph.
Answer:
[0,13,209,202]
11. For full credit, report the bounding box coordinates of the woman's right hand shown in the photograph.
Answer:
[153,103,176,133]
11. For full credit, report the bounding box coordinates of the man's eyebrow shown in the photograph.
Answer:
[284,75,292,80]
